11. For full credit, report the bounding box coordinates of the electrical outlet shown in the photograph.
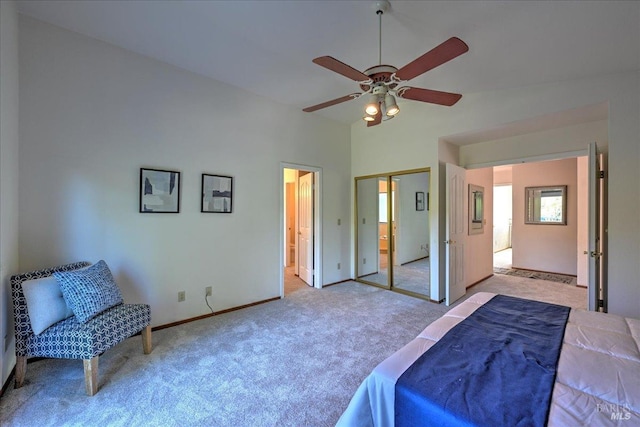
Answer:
[337,262,341,270]
[205,286,212,297]
[363,257,367,265]
[337,218,341,226]
[178,291,185,302]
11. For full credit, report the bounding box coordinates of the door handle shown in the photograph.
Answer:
[444,240,456,245]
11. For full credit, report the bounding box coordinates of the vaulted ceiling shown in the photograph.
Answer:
[17,1,640,126]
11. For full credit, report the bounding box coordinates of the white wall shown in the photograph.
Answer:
[461,120,609,167]
[18,17,351,327]
[465,168,494,287]
[0,0,20,388]
[352,71,639,317]
[512,159,578,275]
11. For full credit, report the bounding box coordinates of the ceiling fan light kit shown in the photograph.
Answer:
[303,0,468,127]
[385,93,399,116]
[365,93,380,115]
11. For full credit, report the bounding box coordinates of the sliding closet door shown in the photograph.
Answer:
[356,177,389,288]
[390,171,431,298]
[356,168,431,298]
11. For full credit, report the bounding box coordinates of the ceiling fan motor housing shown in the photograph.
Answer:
[360,65,398,92]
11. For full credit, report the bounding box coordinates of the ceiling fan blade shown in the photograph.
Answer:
[367,110,383,127]
[313,56,371,82]
[397,87,462,106]
[303,93,360,112]
[394,37,469,81]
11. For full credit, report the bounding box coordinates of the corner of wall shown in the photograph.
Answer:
[0,0,21,389]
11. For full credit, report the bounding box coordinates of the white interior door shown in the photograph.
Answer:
[446,163,467,305]
[298,172,314,286]
[587,142,604,311]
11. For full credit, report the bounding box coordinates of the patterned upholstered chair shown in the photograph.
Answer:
[11,261,152,396]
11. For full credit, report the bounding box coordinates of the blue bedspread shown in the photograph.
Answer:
[395,295,570,427]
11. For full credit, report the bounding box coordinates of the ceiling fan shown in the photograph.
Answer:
[303,0,468,127]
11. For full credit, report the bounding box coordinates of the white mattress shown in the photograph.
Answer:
[336,292,640,427]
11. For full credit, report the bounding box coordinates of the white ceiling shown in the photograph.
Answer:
[16,0,640,130]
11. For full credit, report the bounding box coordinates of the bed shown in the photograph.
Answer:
[336,292,639,427]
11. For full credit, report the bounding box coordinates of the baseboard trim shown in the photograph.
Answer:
[401,256,429,266]
[322,279,351,288]
[466,274,494,290]
[152,297,280,331]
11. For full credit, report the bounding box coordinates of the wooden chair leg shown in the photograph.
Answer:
[142,325,152,354]
[14,355,27,389]
[83,356,99,396]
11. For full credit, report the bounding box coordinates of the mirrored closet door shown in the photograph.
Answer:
[355,169,431,299]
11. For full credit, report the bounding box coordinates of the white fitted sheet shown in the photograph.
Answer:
[336,292,640,427]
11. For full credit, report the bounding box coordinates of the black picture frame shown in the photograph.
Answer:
[416,191,425,211]
[139,168,181,213]
[202,174,233,213]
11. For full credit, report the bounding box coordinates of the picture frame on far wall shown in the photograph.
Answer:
[416,191,425,211]
[140,168,180,213]
[202,174,233,213]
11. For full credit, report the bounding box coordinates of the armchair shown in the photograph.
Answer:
[11,261,152,395]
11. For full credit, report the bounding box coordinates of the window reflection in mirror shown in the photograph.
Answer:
[525,185,567,225]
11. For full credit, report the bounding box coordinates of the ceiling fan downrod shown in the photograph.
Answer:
[373,0,390,66]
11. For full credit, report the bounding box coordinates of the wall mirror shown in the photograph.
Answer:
[355,169,430,299]
[525,185,567,225]
[468,184,484,235]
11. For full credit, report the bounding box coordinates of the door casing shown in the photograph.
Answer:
[279,163,322,295]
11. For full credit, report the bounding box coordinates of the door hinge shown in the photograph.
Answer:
[598,171,605,179]
[598,299,604,308]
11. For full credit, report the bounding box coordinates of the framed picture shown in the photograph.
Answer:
[139,168,180,213]
[202,174,233,213]
[416,191,425,211]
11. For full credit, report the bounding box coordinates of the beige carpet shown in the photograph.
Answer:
[465,273,587,310]
[284,266,309,295]
[1,274,586,426]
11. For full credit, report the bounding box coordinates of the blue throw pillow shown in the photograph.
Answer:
[54,260,124,324]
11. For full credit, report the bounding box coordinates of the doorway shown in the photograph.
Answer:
[445,151,601,309]
[493,183,513,270]
[280,164,322,296]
